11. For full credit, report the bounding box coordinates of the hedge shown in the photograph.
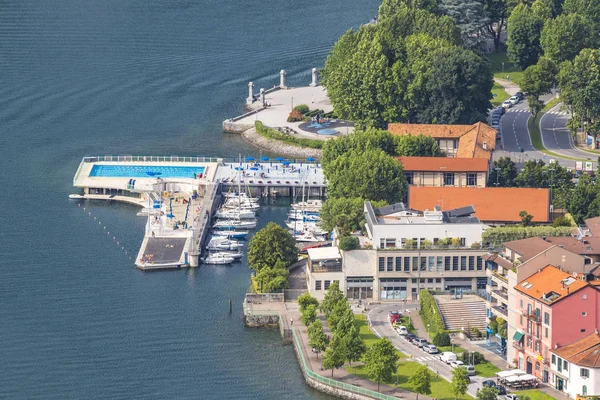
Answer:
[482,226,572,247]
[254,121,323,149]
[419,290,445,337]
[339,236,360,251]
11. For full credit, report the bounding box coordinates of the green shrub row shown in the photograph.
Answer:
[419,290,445,337]
[482,226,572,247]
[254,121,323,149]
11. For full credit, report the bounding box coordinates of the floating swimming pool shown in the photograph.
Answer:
[317,129,338,135]
[90,164,205,178]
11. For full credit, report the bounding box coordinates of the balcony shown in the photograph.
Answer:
[522,310,542,323]
[492,289,508,301]
[512,341,524,351]
[491,271,508,283]
[492,305,508,318]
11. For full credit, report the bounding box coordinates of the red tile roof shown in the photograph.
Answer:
[552,333,600,367]
[397,156,489,172]
[408,187,550,223]
[515,265,588,304]
[388,122,497,160]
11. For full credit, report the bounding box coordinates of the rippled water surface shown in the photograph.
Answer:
[0,1,379,398]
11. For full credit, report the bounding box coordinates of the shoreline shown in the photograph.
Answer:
[241,127,323,159]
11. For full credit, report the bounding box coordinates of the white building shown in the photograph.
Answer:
[364,202,487,250]
[550,332,600,398]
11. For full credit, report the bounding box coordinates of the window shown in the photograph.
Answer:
[460,256,467,271]
[468,256,475,271]
[324,280,331,290]
[581,329,587,333]
[460,238,466,247]
[379,257,385,272]
[583,294,588,300]
[535,341,540,353]
[583,386,588,396]
[582,311,588,316]
[412,257,419,271]
[428,256,435,272]
[411,278,417,283]
[436,278,442,283]
[444,256,451,271]
[520,315,523,325]
[436,256,443,272]
[315,280,322,290]
[564,360,568,371]
[405,172,413,185]
[385,238,396,248]
[444,172,455,186]
[581,368,590,378]
[421,257,427,271]
[551,354,556,365]
[476,256,483,270]
[527,304,532,314]
[396,257,402,272]
[544,312,550,325]
[452,256,459,271]
[404,257,410,272]
[527,336,533,348]
[379,238,386,249]
[520,299,524,308]
[387,257,394,272]
[411,238,418,249]
[545,327,548,338]
[420,278,425,283]
[428,278,434,283]
[467,173,477,186]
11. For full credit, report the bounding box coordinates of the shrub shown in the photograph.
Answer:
[339,236,360,251]
[419,290,445,337]
[461,351,485,365]
[552,215,573,227]
[287,109,304,122]
[293,104,310,114]
[433,331,451,347]
[254,121,323,149]
[298,292,319,312]
[471,327,482,338]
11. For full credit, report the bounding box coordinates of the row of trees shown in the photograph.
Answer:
[248,222,297,293]
[321,1,494,128]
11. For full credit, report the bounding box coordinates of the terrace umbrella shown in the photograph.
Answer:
[282,161,291,166]
[245,156,255,161]
[306,157,315,162]
[234,167,243,171]
[275,157,284,161]
[250,167,259,171]
[261,156,269,161]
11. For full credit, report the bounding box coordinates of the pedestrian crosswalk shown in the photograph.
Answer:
[414,356,438,362]
[547,111,569,115]
[505,109,529,113]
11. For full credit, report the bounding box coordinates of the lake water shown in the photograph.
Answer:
[0,0,379,398]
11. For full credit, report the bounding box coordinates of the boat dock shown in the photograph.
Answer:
[71,155,325,270]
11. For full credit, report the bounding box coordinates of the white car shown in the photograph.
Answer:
[450,360,465,368]
[396,326,408,335]
[502,100,513,109]
[508,95,520,105]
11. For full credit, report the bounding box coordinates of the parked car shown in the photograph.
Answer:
[396,326,408,335]
[423,344,439,354]
[438,352,457,364]
[502,100,513,109]
[506,394,518,400]
[415,338,428,348]
[492,122,500,130]
[494,106,506,115]
[515,91,524,101]
[464,365,476,376]
[405,333,417,342]
[508,95,520,105]
[482,380,497,388]
[497,386,507,395]
[450,360,465,368]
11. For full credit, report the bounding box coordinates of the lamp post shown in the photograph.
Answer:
[451,338,455,353]
[494,167,501,187]
[427,324,431,340]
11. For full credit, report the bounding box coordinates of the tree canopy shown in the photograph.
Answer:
[507,3,545,69]
[320,281,345,320]
[439,0,489,49]
[248,222,297,272]
[322,334,346,378]
[308,319,328,359]
[540,13,596,63]
[477,385,499,400]
[452,366,470,400]
[488,156,518,187]
[409,364,432,400]
[364,338,399,391]
[521,57,558,117]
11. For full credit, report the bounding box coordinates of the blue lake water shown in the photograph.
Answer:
[0,0,380,398]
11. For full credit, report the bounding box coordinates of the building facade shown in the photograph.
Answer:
[398,156,489,188]
[550,332,600,398]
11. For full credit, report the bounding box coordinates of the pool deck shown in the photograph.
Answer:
[223,85,354,140]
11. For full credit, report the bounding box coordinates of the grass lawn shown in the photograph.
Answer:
[474,362,501,377]
[515,390,557,400]
[355,314,407,358]
[487,53,524,85]
[492,82,510,107]
[347,361,473,400]
[438,345,466,353]
[543,97,561,112]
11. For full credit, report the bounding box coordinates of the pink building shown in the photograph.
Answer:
[512,265,600,382]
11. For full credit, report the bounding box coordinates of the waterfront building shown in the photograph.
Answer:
[398,156,489,187]
[512,265,600,383]
[408,187,550,225]
[550,332,600,398]
[388,122,497,161]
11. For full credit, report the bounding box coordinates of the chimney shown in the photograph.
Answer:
[555,342,559,349]
[567,287,570,295]
[596,328,599,334]
[483,141,488,150]
[542,292,546,300]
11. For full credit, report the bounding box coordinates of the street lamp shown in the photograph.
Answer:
[427,324,431,340]
[451,338,455,353]
[494,167,501,187]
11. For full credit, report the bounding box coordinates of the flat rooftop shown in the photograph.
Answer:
[142,237,187,264]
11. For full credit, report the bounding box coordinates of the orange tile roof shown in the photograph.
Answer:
[408,187,550,223]
[551,333,600,367]
[515,265,588,304]
[388,122,497,160]
[397,156,489,172]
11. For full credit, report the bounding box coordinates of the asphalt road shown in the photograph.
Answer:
[367,303,484,397]
[540,104,593,161]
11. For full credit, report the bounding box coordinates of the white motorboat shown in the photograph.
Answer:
[291,199,323,212]
[203,253,235,265]
[211,230,249,239]
[222,200,260,211]
[206,238,244,251]
[215,208,255,219]
[213,250,243,259]
[224,192,259,202]
[287,211,321,222]
[293,230,325,242]
[213,218,257,230]
[286,221,326,235]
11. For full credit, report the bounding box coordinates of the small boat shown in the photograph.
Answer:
[203,253,235,265]
[206,238,244,251]
[213,218,257,230]
[286,221,326,235]
[287,211,321,222]
[293,230,325,242]
[212,230,249,239]
[212,250,243,259]
[222,200,261,211]
[224,192,259,202]
[291,199,323,212]
[215,208,255,219]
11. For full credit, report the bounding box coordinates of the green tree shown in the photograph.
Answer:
[569,174,600,224]
[439,0,489,48]
[552,215,573,227]
[507,3,545,69]
[514,159,547,187]
[254,266,289,293]
[342,323,367,366]
[248,222,297,272]
[298,292,319,313]
[364,338,400,391]
[477,385,499,400]
[396,134,444,157]
[559,49,600,127]
[308,319,328,359]
[488,156,518,187]
[563,0,600,28]
[328,299,352,333]
[301,304,318,326]
[379,0,440,16]
[339,236,360,251]
[320,281,345,319]
[451,366,470,400]
[320,197,386,236]
[540,13,596,63]
[519,210,534,226]
[433,331,451,347]
[482,0,509,52]
[409,364,432,400]
[322,334,346,378]
[325,149,408,204]
[322,128,399,168]
[521,57,558,118]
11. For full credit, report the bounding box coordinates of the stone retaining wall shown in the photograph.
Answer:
[245,293,284,303]
[241,127,323,159]
[244,314,280,327]
[222,121,254,133]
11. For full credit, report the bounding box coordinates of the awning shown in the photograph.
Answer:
[513,331,524,341]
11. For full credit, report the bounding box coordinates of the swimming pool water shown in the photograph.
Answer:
[90,164,205,178]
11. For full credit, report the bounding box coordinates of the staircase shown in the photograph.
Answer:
[436,298,487,332]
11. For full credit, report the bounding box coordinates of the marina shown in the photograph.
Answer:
[71,155,326,270]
